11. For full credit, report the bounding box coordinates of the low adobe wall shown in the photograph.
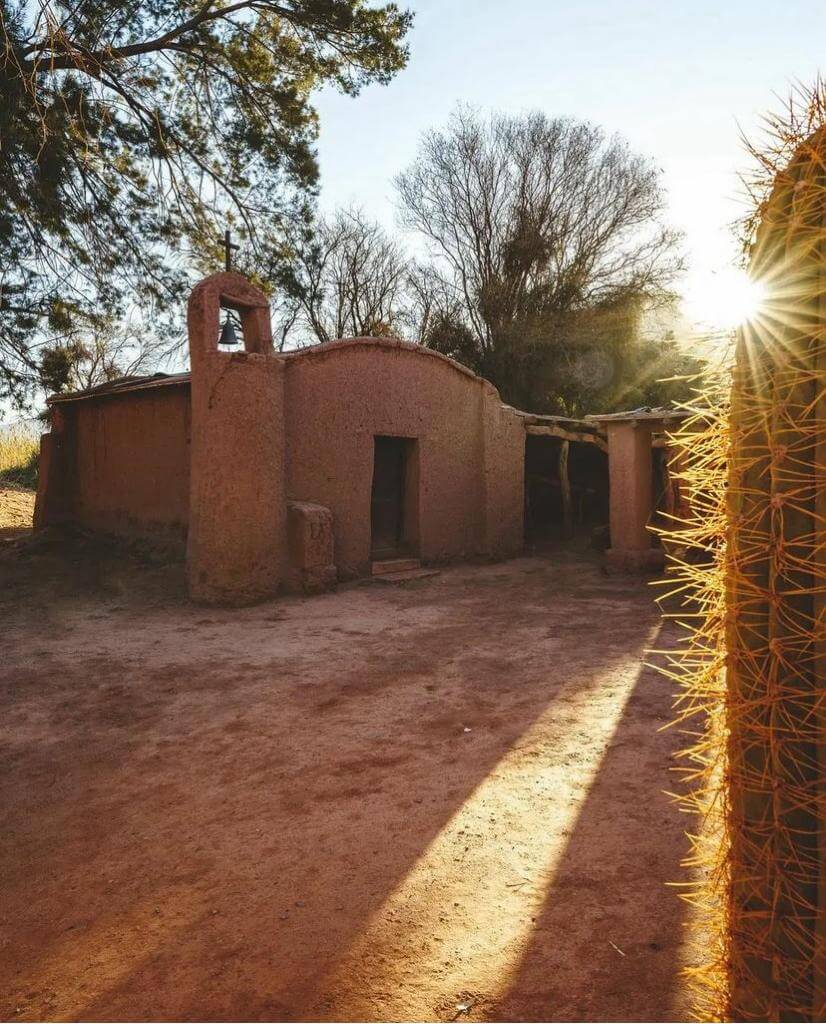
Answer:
[36,383,190,551]
[282,338,524,577]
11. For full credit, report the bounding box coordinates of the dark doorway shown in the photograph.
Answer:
[371,436,417,559]
[524,435,608,545]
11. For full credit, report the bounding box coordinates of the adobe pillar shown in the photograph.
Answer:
[186,271,286,604]
[602,420,663,573]
[33,404,75,530]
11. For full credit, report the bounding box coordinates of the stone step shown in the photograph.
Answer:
[373,568,441,584]
[371,557,421,576]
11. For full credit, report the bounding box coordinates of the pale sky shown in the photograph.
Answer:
[312,0,825,337]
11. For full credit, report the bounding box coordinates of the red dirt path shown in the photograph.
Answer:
[0,485,35,540]
[0,538,699,1022]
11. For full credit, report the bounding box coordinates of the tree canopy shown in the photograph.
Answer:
[280,109,700,415]
[396,108,689,415]
[0,0,411,407]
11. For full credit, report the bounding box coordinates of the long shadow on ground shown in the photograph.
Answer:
[493,626,692,1022]
[0,543,691,1022]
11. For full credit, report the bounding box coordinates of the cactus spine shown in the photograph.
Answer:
[661,86,826,1021]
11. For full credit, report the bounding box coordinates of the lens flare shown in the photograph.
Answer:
[692,266,767,330]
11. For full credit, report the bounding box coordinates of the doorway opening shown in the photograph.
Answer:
[524,435,608,546]
[370,436,419,560]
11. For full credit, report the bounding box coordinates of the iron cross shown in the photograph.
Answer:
[222,229,240,272]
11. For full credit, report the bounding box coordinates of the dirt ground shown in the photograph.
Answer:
[0,485,36,540]
[0,521,700,1022]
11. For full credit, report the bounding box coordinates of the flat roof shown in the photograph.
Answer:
[48,372,191,404]
[586,407,694,424]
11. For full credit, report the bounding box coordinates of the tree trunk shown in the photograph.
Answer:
[558,440,573,538]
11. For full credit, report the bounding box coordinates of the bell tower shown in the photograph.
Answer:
[186,271,287,604]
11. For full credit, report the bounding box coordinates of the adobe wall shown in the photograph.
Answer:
[36,386,190,550]
[282,339,524,577]
[602,420,663,573]
[35,334,525,588]
[481,388,526,559]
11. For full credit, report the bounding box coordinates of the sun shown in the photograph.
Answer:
[691,266,768,331]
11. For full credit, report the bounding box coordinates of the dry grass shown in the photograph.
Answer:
[0,422,39,490]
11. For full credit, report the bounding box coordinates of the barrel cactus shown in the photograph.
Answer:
[663,84,826,1021]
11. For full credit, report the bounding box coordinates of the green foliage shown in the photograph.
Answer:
[423,289,704,416]
[36,319,172,394]
[0,0,412,407]
[618,333,706,411]
[38,342,90,395]
[423,313,479,368]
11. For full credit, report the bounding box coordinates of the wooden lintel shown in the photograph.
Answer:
[525,423,608,453]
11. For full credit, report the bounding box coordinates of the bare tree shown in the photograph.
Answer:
[395,107,685,413]
[280,208,412,344]
[38,316,171,395]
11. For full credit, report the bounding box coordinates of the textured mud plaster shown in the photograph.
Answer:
[35,276,526,601]
[34,387,190,548]
[481,388,525,559]
[282,339,524,577]
[286,500,336,594]
[602,421,663,574]
[33,405,73,530]
[186,272,286,604]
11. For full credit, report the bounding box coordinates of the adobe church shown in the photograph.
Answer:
[34,271,683,604]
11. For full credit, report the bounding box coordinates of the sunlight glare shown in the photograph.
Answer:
[691,267,767,330]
